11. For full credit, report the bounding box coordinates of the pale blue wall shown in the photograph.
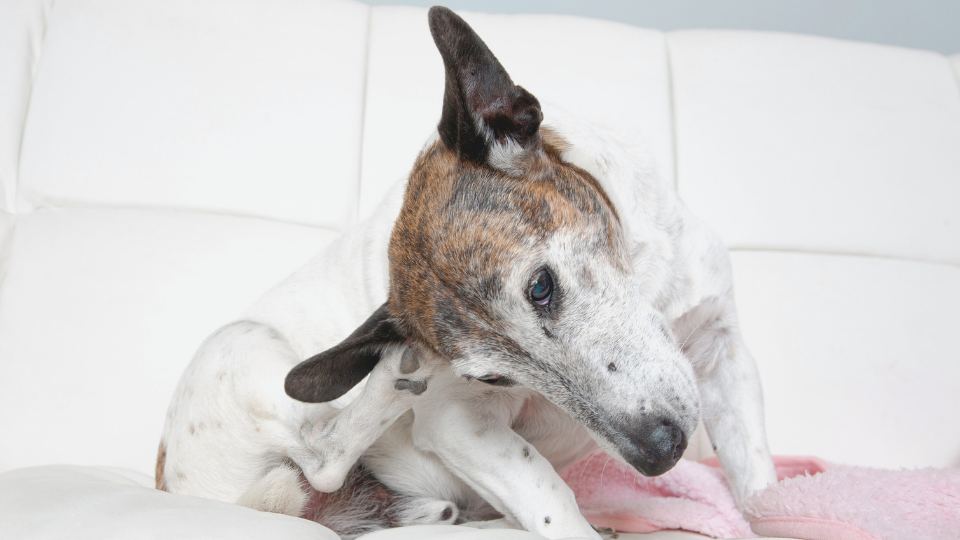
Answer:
[365,0,960,55]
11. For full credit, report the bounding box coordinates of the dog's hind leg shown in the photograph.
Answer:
[288,344,444,494]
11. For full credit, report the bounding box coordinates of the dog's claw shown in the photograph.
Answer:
[591,524,619,539]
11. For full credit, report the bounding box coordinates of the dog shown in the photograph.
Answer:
[158,6,777,539]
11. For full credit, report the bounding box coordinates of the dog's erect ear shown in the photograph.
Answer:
[428,6,542,164]
[285,303,404,403]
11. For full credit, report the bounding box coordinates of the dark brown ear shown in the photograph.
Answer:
[428,6,542,164]
[285,303,404,403]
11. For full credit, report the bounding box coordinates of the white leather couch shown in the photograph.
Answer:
[1,0,958,539]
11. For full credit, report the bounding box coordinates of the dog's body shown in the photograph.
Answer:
[159,8,776,539]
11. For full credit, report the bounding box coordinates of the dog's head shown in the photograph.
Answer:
[286,6,698,477]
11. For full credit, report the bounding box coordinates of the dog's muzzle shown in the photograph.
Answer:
[621,416,688,477]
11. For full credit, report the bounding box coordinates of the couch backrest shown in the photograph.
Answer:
[1,0,958,476]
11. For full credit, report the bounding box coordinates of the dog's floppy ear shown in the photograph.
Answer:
[285,303,404,403]
[428,6,542,164]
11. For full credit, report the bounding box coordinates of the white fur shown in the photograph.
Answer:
[235,463,308,516]
[160,108,776,537]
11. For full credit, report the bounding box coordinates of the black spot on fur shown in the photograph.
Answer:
[544,516,551,524]
[522,446,530,458]
[607,363,617,372]
[394,379,429,395]
[399,348,420,374]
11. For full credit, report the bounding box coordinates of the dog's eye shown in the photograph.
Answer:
[477,375,514,386]
[530,269,553,307]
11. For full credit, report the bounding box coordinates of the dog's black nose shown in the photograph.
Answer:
[623,416,687,477]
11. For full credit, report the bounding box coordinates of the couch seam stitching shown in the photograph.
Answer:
[353,6,373,228]
[663,31,680,193]
[14,0,54,217]
[729,246,959,269]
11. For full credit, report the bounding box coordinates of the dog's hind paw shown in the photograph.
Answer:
[396,497,459,526]
[235,463,307,516]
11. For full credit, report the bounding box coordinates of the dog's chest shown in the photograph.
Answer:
[510,393,598,472]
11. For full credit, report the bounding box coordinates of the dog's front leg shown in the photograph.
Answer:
[410,377,600,540]
[678,301,777,507]
[291,344,442,493]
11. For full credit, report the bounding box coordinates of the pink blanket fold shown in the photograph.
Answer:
[558,453,960,539]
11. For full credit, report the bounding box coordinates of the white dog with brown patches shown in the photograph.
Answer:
[159,6,776,539]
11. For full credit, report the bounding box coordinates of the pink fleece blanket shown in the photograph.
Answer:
[559,453,960,539]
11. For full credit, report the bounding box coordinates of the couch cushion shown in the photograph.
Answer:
[0,208,338,473]
[669,31,960,265]
[730,250,960,468]
[359,7,675,219]
[16,0,369,229]
[0,465,338,540]
[0,466,728,540]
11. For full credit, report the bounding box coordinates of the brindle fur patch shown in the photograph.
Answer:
[388,129,626,363]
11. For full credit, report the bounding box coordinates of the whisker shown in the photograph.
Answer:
[578,449,603,484]
[679,319,706,353]
[599,456,613,492]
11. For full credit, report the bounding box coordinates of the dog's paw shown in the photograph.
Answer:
[235,463,307,516]
[395,497,459,526]
[591,524,619,539]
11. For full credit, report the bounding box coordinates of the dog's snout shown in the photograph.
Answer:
[624,416,688,477]
[651,419,687,461]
